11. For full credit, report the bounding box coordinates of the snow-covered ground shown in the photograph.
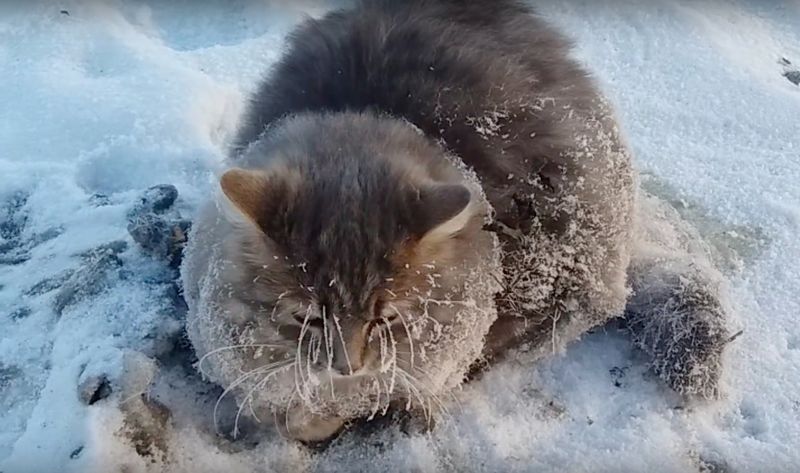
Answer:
[1,1,799,472]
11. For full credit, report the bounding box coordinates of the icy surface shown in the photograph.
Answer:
[1,0,799,472]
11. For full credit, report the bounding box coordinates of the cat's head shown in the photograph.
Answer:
[213,113,499,420]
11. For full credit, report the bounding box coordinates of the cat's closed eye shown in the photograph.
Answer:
[371,298,385,319]
[370,298,402,325]
[293,313,324,329]
[368,313,399,330]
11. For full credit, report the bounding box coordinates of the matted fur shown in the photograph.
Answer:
[234,0,635,359]
[181,0,727,441]
[183,114,503,437]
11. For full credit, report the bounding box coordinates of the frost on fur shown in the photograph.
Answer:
[624,260,731,398]
[625,194,735,399]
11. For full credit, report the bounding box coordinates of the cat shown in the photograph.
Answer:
[181,0,731,443]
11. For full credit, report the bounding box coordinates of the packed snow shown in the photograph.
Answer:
[1,1,799,472]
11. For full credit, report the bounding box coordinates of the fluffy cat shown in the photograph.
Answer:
[182,0,730,442]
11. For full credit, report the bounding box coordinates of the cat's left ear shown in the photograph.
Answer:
[411,183,474,242]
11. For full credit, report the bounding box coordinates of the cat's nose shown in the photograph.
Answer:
[330,340,365,375]
[330,323,367,375]
[330,353,364,376]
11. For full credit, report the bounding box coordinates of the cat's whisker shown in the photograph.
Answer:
[310,333,321,365]
[233,362,294,438]
[421,297,474,308]
[305,335,312,381]
[294,304,315,404]
[331,313,354,375]
[381,382,392,416]
[304,333,317,401]
[374,375,392,416]
[396,370,430,424]
[213,360,291,436]
[382,317,398,395]
[407,362,462,412]
[377,325,388,373]
[282,391,298,439]
[197,343,289,377]
[415,365,463,413]
[390,304,415,370]
[397,368,453,424]
[368,375,382,420]
[321,306,336,400]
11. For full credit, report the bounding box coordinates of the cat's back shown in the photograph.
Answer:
[235,0,593,164]
[235,0,632,242]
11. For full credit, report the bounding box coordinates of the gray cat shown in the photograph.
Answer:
[182,0,731,443]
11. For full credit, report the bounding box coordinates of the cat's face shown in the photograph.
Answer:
[213,116,498,419]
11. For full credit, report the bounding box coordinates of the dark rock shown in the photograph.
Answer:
[0,252,30,266]
[609,366,629,388]
[78,240,128,260]
[89,194,111,206]
[126,184,189,267]
[24,270,75,296]
[53,251,122,315]
[698,455,731,473]
[30,227,64,247]
[78,375,113,405]
[1,227,63,266]
[164,282,188,318]
[128,214,169,254]
[0,239,17,255]
[0,364,21,389]
[9,307,32,320]
[784,70,800,86]
[0,192,28,241]
[129,185,178,217]
[168,219,191,268]
[0,197,65,266]
[0,209,28,262]
[128,215,189,268]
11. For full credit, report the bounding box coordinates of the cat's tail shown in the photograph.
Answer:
[623,192,736,399]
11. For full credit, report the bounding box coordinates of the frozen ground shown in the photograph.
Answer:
[1,1,799,472]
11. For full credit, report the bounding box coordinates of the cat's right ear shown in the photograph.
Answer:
[220,168,270,226]
[219,167,296,234]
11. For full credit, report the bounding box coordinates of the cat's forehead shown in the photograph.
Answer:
[316,270,382,312]
[303,224,393,310]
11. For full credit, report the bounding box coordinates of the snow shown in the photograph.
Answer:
[1,0,799,472]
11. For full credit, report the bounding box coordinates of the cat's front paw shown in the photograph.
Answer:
[276,405,347,444]
[624,266,734,399]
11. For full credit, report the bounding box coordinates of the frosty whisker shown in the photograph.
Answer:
[234,362,294,438]
[322,305,336,400]
[294,304,315,404]
[390,304,415,369]
[197,343,289,377]
[331,314,354,374]
[213,360,292,436]
[382,317,398,395]
[368,375,383,420]
[397,368,452,424]
[395,370,430,423]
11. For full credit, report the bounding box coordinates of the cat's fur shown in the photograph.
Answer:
[182,0,730,442]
